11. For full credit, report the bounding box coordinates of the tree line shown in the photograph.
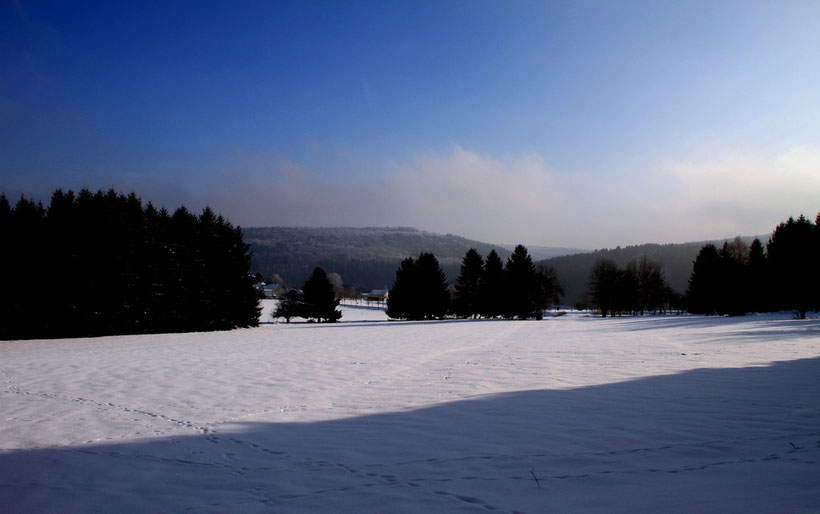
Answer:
[386,245,563,320]
[687,213,820,319]
[586,255,678,317]
[0,189,260,340]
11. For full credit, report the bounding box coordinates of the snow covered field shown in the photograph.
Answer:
[2,301,819,512]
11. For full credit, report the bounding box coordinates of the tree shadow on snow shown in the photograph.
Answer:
[1,358,819,513]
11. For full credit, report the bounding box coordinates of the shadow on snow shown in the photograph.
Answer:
[2,357,819,512]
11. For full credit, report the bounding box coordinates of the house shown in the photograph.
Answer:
[261,283,285,298]
[363,289,389,303]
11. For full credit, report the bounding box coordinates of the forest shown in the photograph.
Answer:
[0,189,260,340]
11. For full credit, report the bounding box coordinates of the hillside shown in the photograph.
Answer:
[542,236,765,306]
[245,226,766,301]
[244,226,522,290]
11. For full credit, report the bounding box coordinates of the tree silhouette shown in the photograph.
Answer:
[479,249,505,318]
[534,265,564,316]
[504,245,539,319]
[386,257,417,320]
[386,253,449,320]
[301,267,342,323]
[767,215,817,319]
[747,238,768,313]
[453,249,484,318]
[0,188,260,340]
[273,289,304,323]
[686,243,721,315]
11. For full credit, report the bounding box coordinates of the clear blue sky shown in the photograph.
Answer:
[2,1,819,247]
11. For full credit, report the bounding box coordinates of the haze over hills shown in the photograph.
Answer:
[245,225,767,303]
[245,226,532,290]
[539,235,767,307]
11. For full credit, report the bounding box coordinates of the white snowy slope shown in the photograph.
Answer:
[1,301,819,513]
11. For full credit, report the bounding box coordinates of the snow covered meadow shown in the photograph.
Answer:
[2,300,819,512]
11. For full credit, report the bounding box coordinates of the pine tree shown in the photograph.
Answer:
[767,215,816,319]
[686,244,721,315]
[747,238,768,313]
[386,253,449,320]
[387,257,417,320]
[415,252,450,320]
[301,266,342,322]
[479,249,505,318]
[453,249,484,318]
[504,245,538,319]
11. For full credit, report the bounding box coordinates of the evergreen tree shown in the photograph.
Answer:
[415,252,450,320]
[386,257,417,320]
[767,215,816,318]
[386,253,449,320]
[504,245,539,319]
[453,248,484,318]
[747,238,768,313]
[301,267,342,322]
[726,237,751,315]
[479,249,505,318]
[686,244,721,315]
[273,289,304,323]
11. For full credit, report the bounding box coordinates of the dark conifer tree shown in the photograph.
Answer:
[504,245,539,319]
[747,238,768,313]
[415,252,450,320]
[301,266,342,322]
[479,249,505,318]
[386,253,449,320]
[767,215,816,318]
[687,244,721,315]
[453,248,484,318]
[386,257,416,319]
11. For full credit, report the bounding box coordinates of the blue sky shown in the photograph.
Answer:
[2,1,819,248]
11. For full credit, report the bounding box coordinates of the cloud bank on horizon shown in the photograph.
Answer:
[1,1,819,248]
[194,145,820,248]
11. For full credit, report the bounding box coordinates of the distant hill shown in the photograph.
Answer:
[499,244,589,261]
[541,236,767,307]
[244,226,768,301]
[244,226,581,290]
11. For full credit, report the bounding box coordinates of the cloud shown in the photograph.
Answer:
[384,146,564,241]
[198,146,568,245]
[196,144,820,248]
[7,144,814,248]
[657,147,820,240]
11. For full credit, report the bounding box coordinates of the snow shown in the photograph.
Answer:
[1,301,819,512]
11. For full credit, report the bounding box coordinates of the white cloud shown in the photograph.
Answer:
[384,146,565,241]
[656,146,820,240]
[117,145,819,248]
[198,146,569,245]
